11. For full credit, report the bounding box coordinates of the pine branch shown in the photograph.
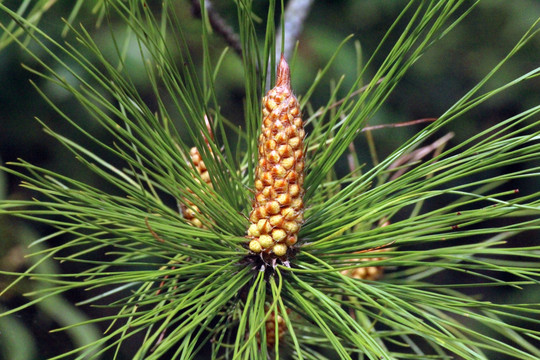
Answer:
[0,1,539,359]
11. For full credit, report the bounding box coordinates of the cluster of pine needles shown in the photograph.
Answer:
[1,1,540,359]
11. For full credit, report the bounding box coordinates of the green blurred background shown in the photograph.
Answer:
[1,1,539,359]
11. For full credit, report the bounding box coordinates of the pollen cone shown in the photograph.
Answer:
[247,56,305,258]
[180,116,213,228]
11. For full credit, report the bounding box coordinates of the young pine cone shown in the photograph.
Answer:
[247,56,305,258]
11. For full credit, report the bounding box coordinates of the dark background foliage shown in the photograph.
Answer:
[1,1,539,359]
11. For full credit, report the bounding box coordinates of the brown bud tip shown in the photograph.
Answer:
[276,55,291,89]
[203,114,214,143]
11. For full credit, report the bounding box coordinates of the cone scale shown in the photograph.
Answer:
[247,56,305,258]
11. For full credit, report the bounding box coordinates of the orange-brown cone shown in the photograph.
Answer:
[247,56,305,258]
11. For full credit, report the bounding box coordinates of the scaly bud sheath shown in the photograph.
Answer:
[248,56,305,258]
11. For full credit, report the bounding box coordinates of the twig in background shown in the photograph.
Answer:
[275,0,314,62]
[361,117,437,132]
[308,77,386,122]
[267,0,314,91]
[389,132,454,180]
[190,0,242,57]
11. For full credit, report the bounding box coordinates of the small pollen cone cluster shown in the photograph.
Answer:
[180,147,212,228]
[247,56,305,258]
[341,248,390,281]
[180,116,213,228]
[342,221,392,280]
